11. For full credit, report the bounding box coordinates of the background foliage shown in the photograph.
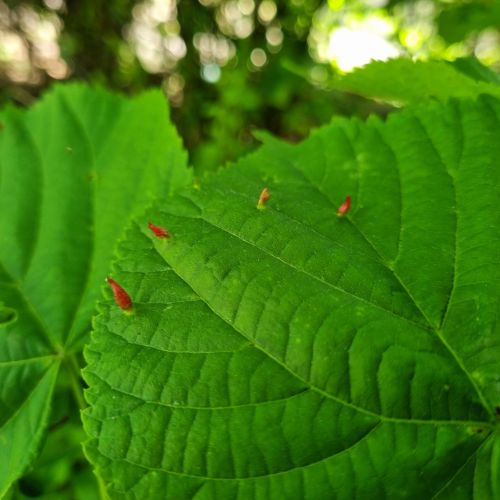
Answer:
[2,0,500,170]
[0,85,189,499]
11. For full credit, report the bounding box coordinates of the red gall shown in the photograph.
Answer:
[257,187,270,209]
[336,195,351,217]
[107,277,133,311]
[148,222,171,239]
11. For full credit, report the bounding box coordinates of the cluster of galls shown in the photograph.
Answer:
[108,188,351,312]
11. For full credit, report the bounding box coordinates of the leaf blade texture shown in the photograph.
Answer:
[335,58,500,104]
[84,96,500,499]
[0,83,189,495]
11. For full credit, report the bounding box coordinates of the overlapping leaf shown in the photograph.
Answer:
[84,95,500,498]
[0,84,189,495]
[336,58,500,104]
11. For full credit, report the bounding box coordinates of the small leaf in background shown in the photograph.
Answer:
[335,58,500,104]
[0,83,190,496]
[437,3,500,45]
[84,95,500,498]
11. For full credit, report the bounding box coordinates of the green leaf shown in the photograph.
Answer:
[12,414,99,499]
[0,83,189,495]
[84,95,500,499]
[451,57,500,85]
[0,364,59,495]
[335,58,500,104]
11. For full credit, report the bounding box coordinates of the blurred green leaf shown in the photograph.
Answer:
[335,58,500,103]
[437,3,500,44]
[451,57,500,85]
[0,83,190,496]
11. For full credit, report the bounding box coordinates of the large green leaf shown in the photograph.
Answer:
[336,58,500,104]
[0,84,189,495]
[84,95,500,499]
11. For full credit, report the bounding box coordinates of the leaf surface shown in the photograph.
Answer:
[84,95,500,499]
[336,58,500,104]
[0,84,189,495]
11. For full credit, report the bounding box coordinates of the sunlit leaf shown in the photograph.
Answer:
[336,58,500,104]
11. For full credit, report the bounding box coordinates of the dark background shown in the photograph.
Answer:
[1,0,500,171]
